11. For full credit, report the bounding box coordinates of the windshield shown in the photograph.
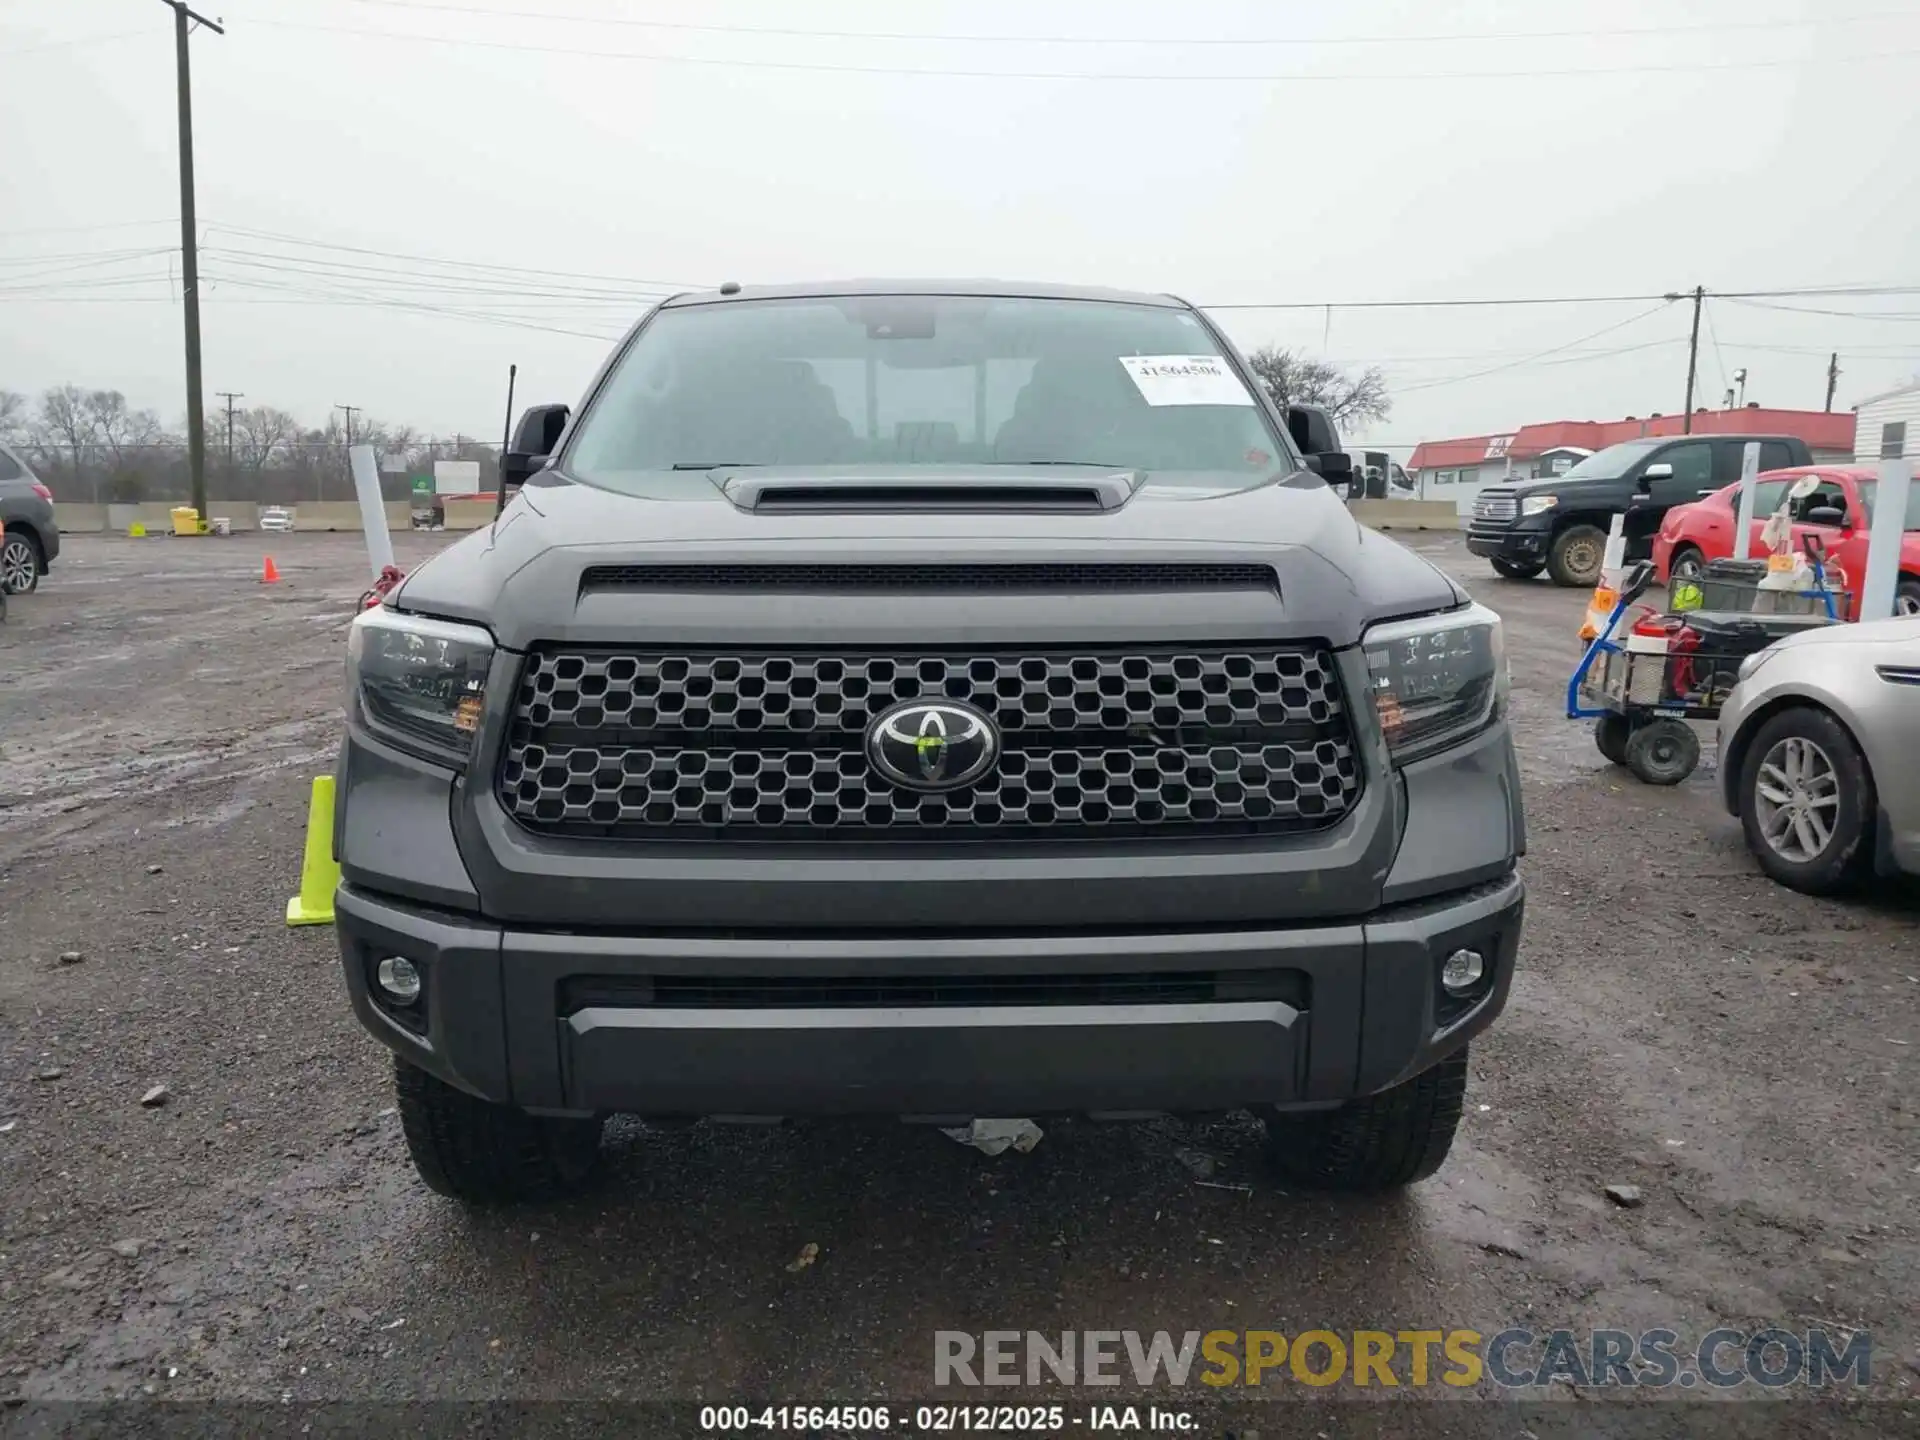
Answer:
[1558,438,1666,481]
[1857,479,1920,531]
[564,295,1290,488]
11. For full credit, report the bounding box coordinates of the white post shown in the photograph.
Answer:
[1731,441,1761,561]
[349,444,395,579]
[1859,457,1912,621]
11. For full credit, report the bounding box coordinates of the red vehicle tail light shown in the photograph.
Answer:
[31,483,53,501]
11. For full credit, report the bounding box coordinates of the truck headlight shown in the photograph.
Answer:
[1521,495,1559,516]
[1362,603,1505,763]
[347,607,493,765]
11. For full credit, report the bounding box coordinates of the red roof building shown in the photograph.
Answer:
[1408,407,1856,487]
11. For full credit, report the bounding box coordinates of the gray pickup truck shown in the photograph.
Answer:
[333,281,1525,1204]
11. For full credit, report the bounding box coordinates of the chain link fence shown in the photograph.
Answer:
[13,440,504,507]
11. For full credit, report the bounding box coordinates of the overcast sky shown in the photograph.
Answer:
[3,0,1918,454]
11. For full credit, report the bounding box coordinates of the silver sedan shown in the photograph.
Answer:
[1717,615,1920,894]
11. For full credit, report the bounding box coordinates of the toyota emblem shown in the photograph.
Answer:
[866,700,999,793]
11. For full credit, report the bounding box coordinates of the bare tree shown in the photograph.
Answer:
[85,390,166,471]
[233,405,300,475]
[30,385,98,480]
[1245,347,1392,430]
[0,390,27,446]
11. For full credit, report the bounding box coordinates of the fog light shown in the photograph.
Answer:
[376,956,422,1003]
[1440,948,1485,994]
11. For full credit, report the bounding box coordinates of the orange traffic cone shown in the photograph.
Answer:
[261,555,281,585]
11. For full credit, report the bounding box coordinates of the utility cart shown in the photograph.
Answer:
[1567,551,1845,786]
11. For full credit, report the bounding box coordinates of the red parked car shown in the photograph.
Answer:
[1653,465,1920,619]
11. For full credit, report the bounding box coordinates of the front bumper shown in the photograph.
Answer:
[1465,517,1550,562]
[336,871,1523,1120]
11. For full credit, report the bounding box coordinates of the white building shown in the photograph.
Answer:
[1854,381,1920,463]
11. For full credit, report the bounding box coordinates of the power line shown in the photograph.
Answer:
[1393,302,1680,394]
[1721,296,1920,321]
[203,223,704,290]
[0,30,151,57]
[321,0,1920,48]
[244,19,1920,83]
[1702,299,1732,395]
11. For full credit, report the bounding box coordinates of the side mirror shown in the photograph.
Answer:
[1804,505,1846,528]
[1639,462,1673,491]
[1307,450,1353,485]
[501,404,570,491]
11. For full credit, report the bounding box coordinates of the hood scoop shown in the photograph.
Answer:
[717,470,1145,515]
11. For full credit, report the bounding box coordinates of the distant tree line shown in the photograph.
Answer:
[0,386,499,505]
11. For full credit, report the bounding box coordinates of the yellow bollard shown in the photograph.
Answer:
[286,775,340,926]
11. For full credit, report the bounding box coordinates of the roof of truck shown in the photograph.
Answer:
[660,279,1188,309]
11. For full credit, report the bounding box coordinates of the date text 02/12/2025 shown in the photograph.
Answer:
[699,1404,1196,1432]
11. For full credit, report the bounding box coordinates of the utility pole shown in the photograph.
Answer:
[1825,352,1840,412]
[215,390,243,495]
[160,1,224,522]
[334,404,359,503]
[1681,285,1704,434]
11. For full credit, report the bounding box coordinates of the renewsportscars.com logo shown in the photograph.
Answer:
[934,1328,1871,1390]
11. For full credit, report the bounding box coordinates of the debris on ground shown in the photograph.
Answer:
[140,1084,170,1108]
[786,1243,819,1273]
[941,1118,1044,1156]
[110,1239,142,1259]
[1482,1241,1529,1260]
[1604,1184,1645,1209]
[56,950,84,966]
[34,1066,64,1082]
[1172,1147,1217,1179]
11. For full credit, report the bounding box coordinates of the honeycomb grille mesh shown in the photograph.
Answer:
[499,648,1360,840]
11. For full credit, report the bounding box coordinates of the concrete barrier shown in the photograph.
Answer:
[58,501,412,534]
[1350,499,1466,531]
[442,498,495,531]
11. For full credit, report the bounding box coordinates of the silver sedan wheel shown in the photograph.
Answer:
[1753,735,1841,863]
[0,535,35,594]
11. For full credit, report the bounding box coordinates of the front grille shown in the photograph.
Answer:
[1472,490,1518,523]
[499,647,1361,841]
[579,563,1278,593]
[560,969,1309,1011]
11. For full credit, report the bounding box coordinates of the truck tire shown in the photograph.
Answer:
[1546,524,1607,588]
[393,1056,603,1204]
[1490,558,1544,581]
[1260,1046,1467,1192]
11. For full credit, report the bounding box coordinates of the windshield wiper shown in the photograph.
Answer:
[997,460,1131,468]
[671,462,764,470]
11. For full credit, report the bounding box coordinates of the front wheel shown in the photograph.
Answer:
[393,1056,604,1205]
[1624,717,1700,785]
[0,530,40,595]
[1546,524,1607,588]
[1737,706,1875,896]
[1669,546,1706,585]
[1491,558,1544,581]
[1260,1047,1467,1192]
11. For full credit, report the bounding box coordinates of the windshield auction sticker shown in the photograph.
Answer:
[1118,355,1255,407]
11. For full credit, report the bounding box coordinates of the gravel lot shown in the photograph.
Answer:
[1,530,1916,1429]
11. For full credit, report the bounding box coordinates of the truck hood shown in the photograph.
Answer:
[393,466,1464,651]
